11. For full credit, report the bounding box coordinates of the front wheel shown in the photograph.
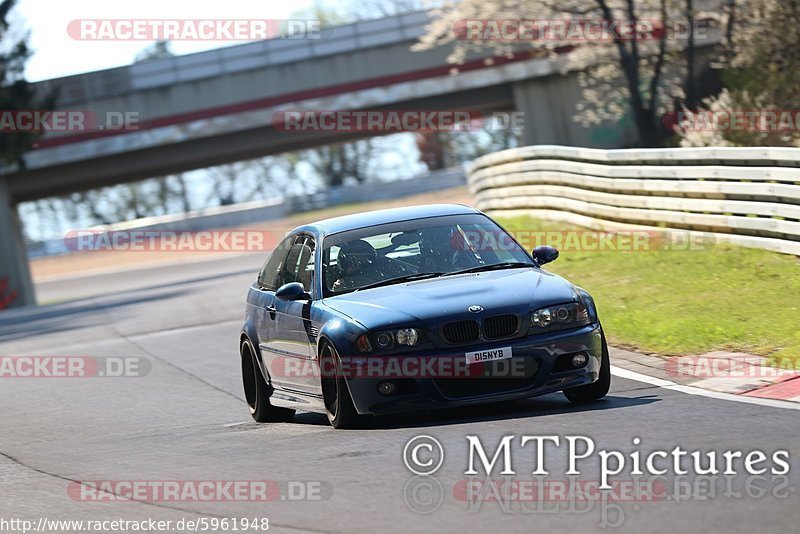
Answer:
[563,328,611,404]
[320,343,364,429]
[241,338,295,422]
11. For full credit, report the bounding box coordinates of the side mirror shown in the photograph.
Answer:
[275,282,310,301]
[532,245,559,266]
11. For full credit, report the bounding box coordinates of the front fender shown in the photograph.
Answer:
[575,286,599,323]
[240,303,271,387]
[317,315,372,415]
[317,315,367,358]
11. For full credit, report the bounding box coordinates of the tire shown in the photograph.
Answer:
[563,327,611,404]
[241,338,295,422]
[320,343,363,429]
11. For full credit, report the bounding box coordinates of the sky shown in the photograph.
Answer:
[13,0,319,81]
[10,0,431,242]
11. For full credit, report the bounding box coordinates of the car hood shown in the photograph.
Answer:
[322,268,577,330]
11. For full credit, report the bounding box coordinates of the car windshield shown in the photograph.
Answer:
[322,214,534,296]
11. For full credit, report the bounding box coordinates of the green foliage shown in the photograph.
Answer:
[726,1,800,109]
[681,0,800,147]
[0,0,43,167]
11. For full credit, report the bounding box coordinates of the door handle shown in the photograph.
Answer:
[265,305,277,314]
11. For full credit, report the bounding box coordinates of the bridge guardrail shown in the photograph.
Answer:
[467,145,800,256]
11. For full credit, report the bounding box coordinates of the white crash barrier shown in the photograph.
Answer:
[468,145,800,256]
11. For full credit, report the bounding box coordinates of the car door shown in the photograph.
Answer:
[272,235,319,394]
[254,235,293,386]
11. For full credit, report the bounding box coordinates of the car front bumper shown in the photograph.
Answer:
[343,323,604,415]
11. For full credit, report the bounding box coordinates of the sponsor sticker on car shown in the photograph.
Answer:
[465,346,512,365]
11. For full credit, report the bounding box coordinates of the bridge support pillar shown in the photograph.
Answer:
[0,180,36,309]
[512,75,637,148]
[512,76,580,146]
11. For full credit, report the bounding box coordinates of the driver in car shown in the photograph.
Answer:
[332,239,381,292]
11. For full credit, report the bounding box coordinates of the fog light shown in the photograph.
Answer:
[572,352,588,367]
[377,381,396,395]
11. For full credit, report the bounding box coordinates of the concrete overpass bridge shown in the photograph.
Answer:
[0,11,639,308]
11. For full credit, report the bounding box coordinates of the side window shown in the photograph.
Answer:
[280,236,316,292]
[257,236,293,291]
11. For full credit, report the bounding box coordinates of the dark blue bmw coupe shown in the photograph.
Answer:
[240,204,609,428]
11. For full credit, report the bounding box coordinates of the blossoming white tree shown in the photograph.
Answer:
[414,0,730,146]
[677,0,800,147]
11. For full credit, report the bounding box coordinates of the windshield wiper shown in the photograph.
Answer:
[442,261,534,277]
[353,272,446,292]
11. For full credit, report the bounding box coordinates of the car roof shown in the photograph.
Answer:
[293,204,481,236]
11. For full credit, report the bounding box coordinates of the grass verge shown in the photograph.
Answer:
[496,215,800,364]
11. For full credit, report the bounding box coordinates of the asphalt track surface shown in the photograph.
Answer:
[1,254,798,533]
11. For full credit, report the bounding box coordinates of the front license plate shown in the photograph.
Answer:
[465,346,512,365]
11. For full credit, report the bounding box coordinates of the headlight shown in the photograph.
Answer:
[358,328,420,352]
[396,328,419,346]
[530,301,590,331]
[375,332,394,350]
